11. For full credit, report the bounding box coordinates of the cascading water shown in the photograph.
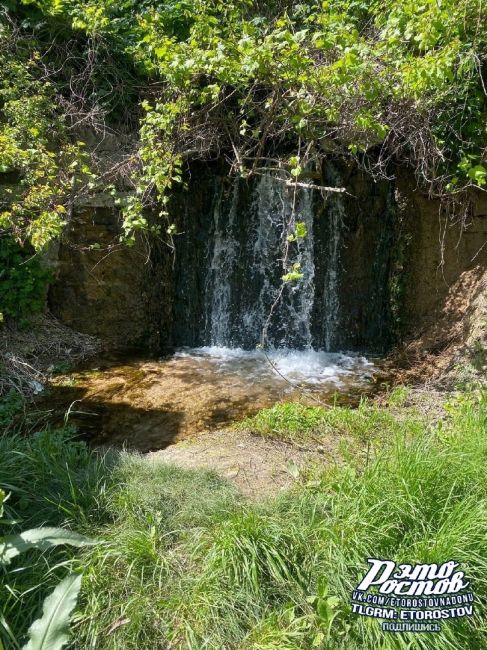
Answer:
[280,181,315,348]
[172,160,395,392]
[322,165,344,351]
[190,164,374,390]
[204,172,316,349]
[205,177,240,345]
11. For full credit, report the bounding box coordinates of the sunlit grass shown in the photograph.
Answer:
[237,387,422,445]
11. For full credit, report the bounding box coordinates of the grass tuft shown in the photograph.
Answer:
[237,396,423,445]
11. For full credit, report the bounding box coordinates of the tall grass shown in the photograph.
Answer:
[1,390,486,649]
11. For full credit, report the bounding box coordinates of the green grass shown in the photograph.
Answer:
[1,389,487,649]
[237,388,421,445]
[237,402,330,439]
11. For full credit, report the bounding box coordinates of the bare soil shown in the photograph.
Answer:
[389,266,486,386]
[147,429,336,499]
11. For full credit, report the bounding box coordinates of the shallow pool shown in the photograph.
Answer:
[48,347,380,451]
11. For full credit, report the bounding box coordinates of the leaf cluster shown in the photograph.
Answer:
[1,0,486,245]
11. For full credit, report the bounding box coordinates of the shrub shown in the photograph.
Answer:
[0,237,50,324]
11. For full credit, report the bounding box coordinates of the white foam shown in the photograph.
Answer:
[175,347,375,387]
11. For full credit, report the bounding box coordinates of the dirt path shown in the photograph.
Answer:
[147,429,331,499]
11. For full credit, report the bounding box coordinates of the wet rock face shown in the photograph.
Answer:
[313,162,399,352]
[48,163,486,354]
[171,161,405,353]
[49,203,168,350]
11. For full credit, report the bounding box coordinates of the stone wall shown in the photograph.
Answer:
[48,165,486,355]
[49,197,169,350]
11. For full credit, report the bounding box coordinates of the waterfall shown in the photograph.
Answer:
[174,161,396,354]
[242,172,283,347]
[283,184,315,348]
[322,166,344,351]
[206,177,240,345]
[204,172,316,349]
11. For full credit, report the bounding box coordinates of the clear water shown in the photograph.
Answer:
[50,347,379,451]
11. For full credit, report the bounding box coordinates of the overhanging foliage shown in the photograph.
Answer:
[0,0,486,247]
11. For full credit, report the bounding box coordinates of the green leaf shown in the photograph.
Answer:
[0,528,95,565]
[282,271,304,282]
[23,573,82,650]
[467,165,487,186]
[282,262,303,282]
[317,597,331,621]
[295,221,307,239]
